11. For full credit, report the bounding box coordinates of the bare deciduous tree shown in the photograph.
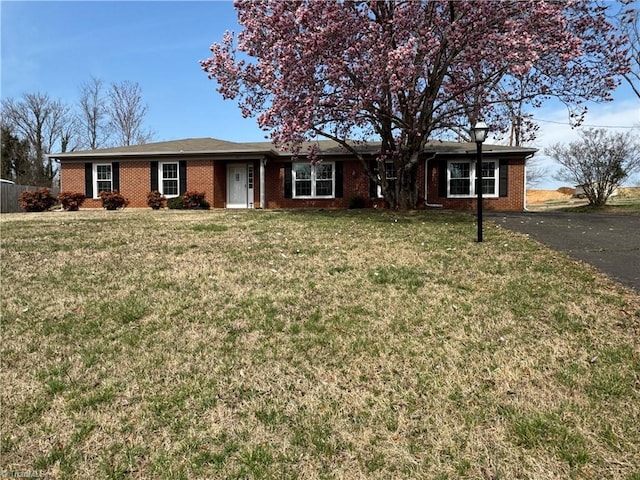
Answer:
[1,92,75,186]
[525,157,548,188]
[547,128,640,206]
[107,80,154,146]
[78,76,112,150]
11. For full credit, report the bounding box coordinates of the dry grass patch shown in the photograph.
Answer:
[527,189,575,204]
[1,209,639,479]
[528,187,640,213]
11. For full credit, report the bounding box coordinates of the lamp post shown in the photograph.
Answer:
[471,120,489,242]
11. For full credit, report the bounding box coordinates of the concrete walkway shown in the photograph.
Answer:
[486,212,640,293]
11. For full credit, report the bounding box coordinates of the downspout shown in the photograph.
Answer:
[259,157,266,209]
[523,152,535,212]
[424,153,443,208]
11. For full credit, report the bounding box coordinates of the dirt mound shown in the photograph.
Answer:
[527,189,574,204]
[618,187,640,198]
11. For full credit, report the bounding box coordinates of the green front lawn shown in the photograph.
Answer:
[1,209,639,479]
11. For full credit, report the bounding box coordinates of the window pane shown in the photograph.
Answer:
[97,181,112,192]
[295,180,311,196]
[450,179,470,195]
[449,162,470,196]
[162,163,178,179]
[315,164,333,196]
[97,165,112,180]
[450,163,469,179]
[163,180,178,196]
[385,162,397,180]
[294,164,312,196]
[316,163,332,180]
[482,179,495,195]
[316,180,333,196]
[294,164,311,179]
[482,162,495,178]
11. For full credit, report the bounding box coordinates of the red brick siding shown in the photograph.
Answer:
[264,159,375,209]
[60,155,524,211]
[118,161,151,207]
[425,158,525,211]
[60,163,88,194]
[186,160,215,206]
[59,162,101,208]
[61,159,217,209]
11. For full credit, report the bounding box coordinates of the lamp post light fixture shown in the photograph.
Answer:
[471,120,489,242]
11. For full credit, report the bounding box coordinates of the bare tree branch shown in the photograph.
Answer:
[78,76,112,150]
[547,129,640,206]
[107,80,154,146]
[1,92,74,185]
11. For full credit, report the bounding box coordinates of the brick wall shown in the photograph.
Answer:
[119,161,151,207]
[60,162,101,208]
[60,163,86,195]
[264,159,374,209]
[425,157,525,211]
[61,155,525,211]
[186,159,215,206]
[61,159,244,209]
[61,159,217,209]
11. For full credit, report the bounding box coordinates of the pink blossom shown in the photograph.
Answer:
[201,0,629,209]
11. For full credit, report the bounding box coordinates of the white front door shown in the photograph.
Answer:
[227,165,248,208]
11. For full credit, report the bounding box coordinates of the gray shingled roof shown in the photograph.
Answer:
[50,138,265,157]
[49,137,536,160]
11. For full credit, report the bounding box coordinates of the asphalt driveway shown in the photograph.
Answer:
[486,212,640,293]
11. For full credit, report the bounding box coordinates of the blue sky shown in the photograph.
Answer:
[2,1,639,188]
[1,0,267,143]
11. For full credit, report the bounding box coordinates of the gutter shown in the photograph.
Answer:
[522,152,536,212]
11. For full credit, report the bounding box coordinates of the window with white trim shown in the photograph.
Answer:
[160,162,179,197]
[94,163,112,197]
[448,160,498,198]
[377,161,397,197]
[292,162,335,198]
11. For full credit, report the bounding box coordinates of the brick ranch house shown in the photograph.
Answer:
[50,138,536,210]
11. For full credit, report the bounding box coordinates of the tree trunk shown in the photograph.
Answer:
[385,162,418,210]
[398,165,418,210]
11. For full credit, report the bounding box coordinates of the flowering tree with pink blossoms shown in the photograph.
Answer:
[201,1,630,209]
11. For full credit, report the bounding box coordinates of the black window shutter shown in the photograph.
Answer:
[112,162,120,192]
[179,161,187,194]
[334,161,343,198]
[499,159,508,197]
[85,163,93,198]
[150,161,158,191]
[284,164,292,198]
[369,160,378,197]
[438,159,448,197]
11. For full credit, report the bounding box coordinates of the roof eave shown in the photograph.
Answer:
[49,149,279,161]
